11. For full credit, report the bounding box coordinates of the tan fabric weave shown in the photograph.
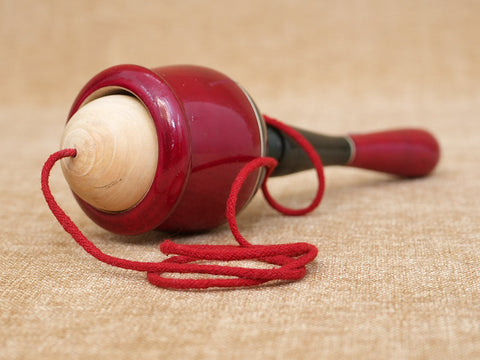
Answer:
[1,1,479,358]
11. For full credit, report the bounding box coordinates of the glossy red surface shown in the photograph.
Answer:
[67,65,264,234]
[349,129,440,177]
[153,66,264,231]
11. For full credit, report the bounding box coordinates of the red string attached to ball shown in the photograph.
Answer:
[41,116,324,289]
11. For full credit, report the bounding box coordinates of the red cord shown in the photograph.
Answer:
[262,115,325,215]
[41,116,324,289]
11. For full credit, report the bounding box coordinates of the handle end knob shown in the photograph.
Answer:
[349,129,440,177]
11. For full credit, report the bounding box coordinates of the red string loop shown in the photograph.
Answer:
[262,115,325,216]
[41,117,324,290]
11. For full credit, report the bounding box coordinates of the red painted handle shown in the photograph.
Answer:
[348,129,440,177]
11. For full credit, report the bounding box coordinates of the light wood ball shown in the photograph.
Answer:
[60,94,159,212]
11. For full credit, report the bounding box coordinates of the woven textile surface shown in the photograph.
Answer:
[1,1,479,359]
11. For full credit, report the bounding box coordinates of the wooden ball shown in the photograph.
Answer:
[60,94,159,212]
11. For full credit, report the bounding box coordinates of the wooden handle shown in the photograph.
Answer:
[267,126,440,178]
[60,94,158,212]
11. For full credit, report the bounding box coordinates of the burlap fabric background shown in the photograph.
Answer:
[1,1,479,359]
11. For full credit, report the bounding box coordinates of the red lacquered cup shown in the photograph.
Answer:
[67,65,266,234]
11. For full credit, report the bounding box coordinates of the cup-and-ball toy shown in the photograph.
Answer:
[42,64,440,289]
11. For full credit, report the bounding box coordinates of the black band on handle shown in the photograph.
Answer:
[267,125,352,177]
